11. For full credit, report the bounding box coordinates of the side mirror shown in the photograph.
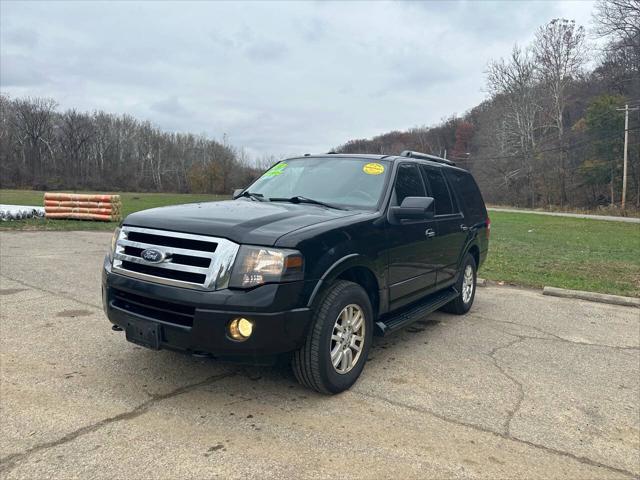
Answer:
[232,188,244,199]
[390,196,435,221]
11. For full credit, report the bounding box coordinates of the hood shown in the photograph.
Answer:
[123,199,362,246]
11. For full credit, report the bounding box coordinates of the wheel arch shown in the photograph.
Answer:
[453,241,480,284]
[335,266,380,319]
[307,255,382,318]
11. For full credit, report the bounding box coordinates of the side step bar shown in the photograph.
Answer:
[375,287,459,336]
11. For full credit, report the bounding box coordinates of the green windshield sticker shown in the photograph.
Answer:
[263,162,288,177]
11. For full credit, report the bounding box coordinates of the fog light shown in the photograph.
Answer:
[229,317,253,341]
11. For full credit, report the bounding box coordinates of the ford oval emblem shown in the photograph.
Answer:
[140,248,165,263]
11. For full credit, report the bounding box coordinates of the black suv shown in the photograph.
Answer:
[102,151,489,394]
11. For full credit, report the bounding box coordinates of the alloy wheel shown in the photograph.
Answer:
[330,304,366,374]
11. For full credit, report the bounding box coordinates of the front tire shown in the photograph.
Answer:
[441,253,477,315]
[292,280,373,394]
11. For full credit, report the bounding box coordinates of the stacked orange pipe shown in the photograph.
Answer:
[44,193,122,222]
[44,200,116,209]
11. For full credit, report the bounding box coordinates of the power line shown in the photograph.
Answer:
[452,109,635,160]
[455,126,639,164]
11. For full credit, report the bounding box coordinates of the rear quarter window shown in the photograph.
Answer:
[444,169,487,222]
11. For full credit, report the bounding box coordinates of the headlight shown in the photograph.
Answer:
[229,246,303,289]
[109,227,121,261]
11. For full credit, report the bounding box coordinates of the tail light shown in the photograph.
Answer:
[485,217,491,239]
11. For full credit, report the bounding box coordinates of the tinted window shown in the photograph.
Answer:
[444,169,487,221]
[421,166,455,215]
[394,163,425,204]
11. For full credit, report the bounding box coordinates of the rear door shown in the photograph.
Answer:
[387,163,438,309]
[444,169,490,260]
[420,165,468,286]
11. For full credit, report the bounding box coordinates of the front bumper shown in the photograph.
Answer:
[102,256,314,358]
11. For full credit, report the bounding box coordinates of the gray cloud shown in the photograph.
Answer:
[3,27,39,49]
[0,54,49,86]
[405,0,569,41]
[150,96,190,117]
[244,40,289,62]
[0,0,595,159]
[299,18,327,43]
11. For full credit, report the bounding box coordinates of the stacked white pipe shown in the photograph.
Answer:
[0,205,45,221]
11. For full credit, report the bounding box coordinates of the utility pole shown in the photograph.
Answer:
[617,104,639,209]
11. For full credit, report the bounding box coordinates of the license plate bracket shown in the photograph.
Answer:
[125,318,161,350]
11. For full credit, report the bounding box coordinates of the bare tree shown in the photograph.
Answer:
[92,111,115,179]
[407,126,433,153]
[487,45,541,206]
[10,97,57,186]
[0,95,17,186]
[59,109,95,187]
[534,19,587,205]
[593,0,640,96]
[593,0,640,47]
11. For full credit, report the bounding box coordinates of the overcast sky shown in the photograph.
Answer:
[1,0,596,160]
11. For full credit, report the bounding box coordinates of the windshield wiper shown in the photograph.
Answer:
[269,196,346,210]
[237,191,265,202]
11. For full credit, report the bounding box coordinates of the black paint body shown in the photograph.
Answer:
[103,154,489,359]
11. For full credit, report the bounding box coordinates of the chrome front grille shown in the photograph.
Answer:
[112,226,240,291]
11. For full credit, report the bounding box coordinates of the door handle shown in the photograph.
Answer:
[460,224,468,231]
[425,228,436,238]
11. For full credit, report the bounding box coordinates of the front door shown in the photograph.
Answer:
[387,163,438,310]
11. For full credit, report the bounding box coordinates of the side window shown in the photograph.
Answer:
[421,166,455,216]
[444,170,487,222]
[394,163,425,204]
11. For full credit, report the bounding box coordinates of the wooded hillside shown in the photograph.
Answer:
[336,2,640,209]
[0,97,260,194]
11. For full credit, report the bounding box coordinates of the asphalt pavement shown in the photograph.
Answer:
[1,231,638,479]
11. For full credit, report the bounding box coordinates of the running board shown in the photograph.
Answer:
[375,287,458,336]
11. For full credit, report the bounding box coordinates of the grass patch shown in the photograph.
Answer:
[0,189,227,231]
[2,189,638,296]
[482,211,640,297]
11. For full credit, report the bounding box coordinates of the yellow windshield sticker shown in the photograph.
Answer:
[263,162,288,177]
[363,163,384,175]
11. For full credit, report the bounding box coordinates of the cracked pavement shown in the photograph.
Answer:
[0,231,638,479]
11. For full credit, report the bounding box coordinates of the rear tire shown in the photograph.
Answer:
[292,280,373,394]
[441,253,477,315]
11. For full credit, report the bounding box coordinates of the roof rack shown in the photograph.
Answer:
[400,150,455,166]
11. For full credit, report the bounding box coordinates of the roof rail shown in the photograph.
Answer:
[400,150,455,166]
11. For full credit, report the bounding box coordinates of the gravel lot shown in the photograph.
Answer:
[1,231,638,479]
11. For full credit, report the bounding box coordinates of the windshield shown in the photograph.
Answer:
[244,157,390,209]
